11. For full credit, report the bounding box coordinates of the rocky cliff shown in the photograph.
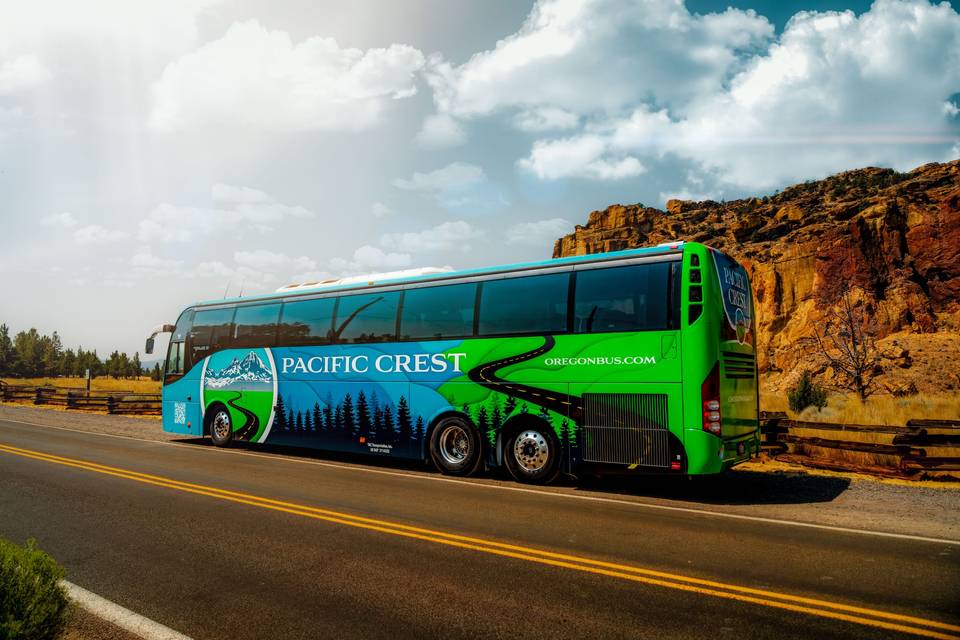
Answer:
[553,160,960,395]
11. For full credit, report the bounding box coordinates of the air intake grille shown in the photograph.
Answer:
[582,393,669,467]
[722,351,755,379]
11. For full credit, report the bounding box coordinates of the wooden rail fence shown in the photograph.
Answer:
[0,382,161,416]
[759,411,960,474]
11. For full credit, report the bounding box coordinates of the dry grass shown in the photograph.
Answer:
[762,390,960,426]
[2,377,161,394]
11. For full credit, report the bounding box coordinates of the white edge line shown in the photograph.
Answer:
[62,580,193,640]
[3,415,959,547]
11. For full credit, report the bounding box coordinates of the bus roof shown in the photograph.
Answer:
[195,240,694,308]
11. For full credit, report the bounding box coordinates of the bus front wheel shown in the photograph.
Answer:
[429,416,482,477]
[207,404,234,447]
[504,426,561,485]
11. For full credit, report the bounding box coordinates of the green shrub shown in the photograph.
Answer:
[788,370,828,413]
[0,538,69,640]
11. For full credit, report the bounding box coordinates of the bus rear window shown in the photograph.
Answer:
[573,262,673,333]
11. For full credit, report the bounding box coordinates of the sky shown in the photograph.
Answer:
[0,0,958,359]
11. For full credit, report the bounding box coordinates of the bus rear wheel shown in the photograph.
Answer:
[429,416,482,477]
[207,404,233,447]
[504,426,561,485]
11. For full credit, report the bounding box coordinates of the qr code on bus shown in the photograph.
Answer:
[174,402,187,425]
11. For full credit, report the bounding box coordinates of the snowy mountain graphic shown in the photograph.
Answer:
[205,351,272,389]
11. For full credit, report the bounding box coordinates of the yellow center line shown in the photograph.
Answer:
[1,442,957,640]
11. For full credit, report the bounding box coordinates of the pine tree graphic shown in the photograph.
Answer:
[296,411,303,433]
[304,409,313,432]
[382,404,395,444]
[477,405,493,446]
[342,393,355,440]
[356,390,371,441]
[313,402,323,434]
[396,396,412,447]
[274,395,289,432]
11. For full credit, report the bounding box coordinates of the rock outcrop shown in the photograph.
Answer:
[553,161,960,394]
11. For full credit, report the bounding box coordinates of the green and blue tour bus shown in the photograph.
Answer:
[145,241,759,484]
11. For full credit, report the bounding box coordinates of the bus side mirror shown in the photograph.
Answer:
[145,337,155,355]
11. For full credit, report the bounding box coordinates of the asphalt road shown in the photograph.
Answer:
[1,416,959,640]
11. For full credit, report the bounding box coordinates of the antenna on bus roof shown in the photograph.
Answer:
[238,278,246,298]
[222,278,232,299]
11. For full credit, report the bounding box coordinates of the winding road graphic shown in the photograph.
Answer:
[224,391,261,442]
[467,335,584,423]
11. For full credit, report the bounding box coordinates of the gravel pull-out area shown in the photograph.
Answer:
[2,402,958,541]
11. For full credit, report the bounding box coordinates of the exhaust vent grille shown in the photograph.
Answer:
[582,393,669,467]
[722,351,755,379]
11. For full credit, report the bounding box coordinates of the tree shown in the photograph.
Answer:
[504,395,517,415]
[296,411,304,433]
[803,291,880,400]
[381,404,395,443]
[0,324,13,376]
[788,370,828,413]
[313,403,323,434]
[132,352,142,378]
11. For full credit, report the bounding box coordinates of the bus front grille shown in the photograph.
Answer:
[722,351,755,379]
[581,393,670,467]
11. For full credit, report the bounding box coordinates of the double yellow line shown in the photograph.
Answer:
[1,441,957,639]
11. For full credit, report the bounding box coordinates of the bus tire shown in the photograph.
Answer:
[504,423,561,485]
[207,404,234,447]
[429,416,482,477]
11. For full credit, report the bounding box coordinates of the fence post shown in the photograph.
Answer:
[107,396,115,414]
[34,387,43,405]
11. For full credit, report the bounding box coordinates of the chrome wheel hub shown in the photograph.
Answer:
[213,411,231,440]
[438,424,470,465]
[513,430,549,472]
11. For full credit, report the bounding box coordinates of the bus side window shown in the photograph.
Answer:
[165,341,184,376]
[400,283,477,340]
[189,307,236,363]
[278,297,335,346]
[334,292,401,343]
[233,303,281,348]
[573,263,672,333]
[478,273,569,336]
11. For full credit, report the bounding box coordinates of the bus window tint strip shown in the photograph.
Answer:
[573,262,672,333]
[478,272,570,336]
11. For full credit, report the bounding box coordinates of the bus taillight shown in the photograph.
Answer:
[701,362,721,436]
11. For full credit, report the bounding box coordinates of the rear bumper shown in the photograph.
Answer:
[684,428,759,475]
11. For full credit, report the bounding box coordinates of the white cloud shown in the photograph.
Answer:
[371,202,393,218]
[392,162,506,212]
[74,225,129,245]
[150,20,425,132]
[234,249,316,272]
[139,184,314,243]
[513,107,579,132]
[330,245,412,273]
[393,162,486,191]
[512,0,960,188]
[0,55,50,95]
[506,218,573,245]
[415,113,468,149]
[130,251,184,273]
[519,134,644,180]
[40,212,78,228]
[424,0,772,121]
[381,221,482,252]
